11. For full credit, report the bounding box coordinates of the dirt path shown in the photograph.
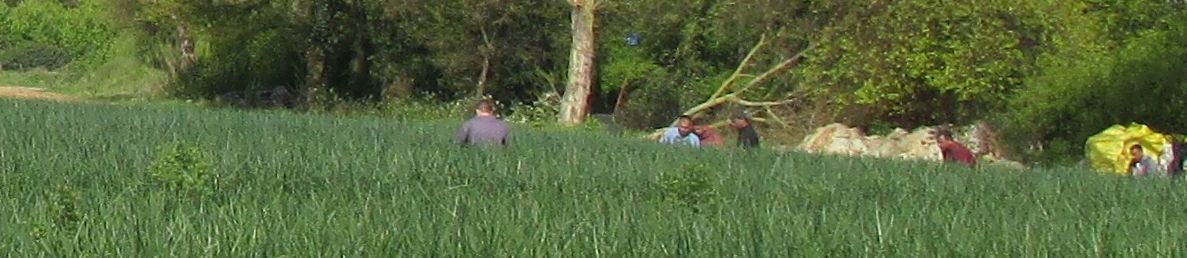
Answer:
[0,86,77,102]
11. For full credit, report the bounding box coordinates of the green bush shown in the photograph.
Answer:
[49,184,82,233]
[660,164,718,214]
[0,41,71,70]
[1002,16,1187,163]
[615,80,683,130]
[0,0,113,70]
[382,95,478,122]
[506,92,560,127]
[149,142,214,195]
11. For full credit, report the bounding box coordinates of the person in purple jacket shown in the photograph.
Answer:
[454,100,509,146]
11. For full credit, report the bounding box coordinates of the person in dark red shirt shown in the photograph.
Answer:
[935,129,976,167]
[693,124,723,148]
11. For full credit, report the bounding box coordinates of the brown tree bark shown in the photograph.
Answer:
[476,25,494,97]
[304,47,325,106]
[558,0,597,126]
[169,13,194,76]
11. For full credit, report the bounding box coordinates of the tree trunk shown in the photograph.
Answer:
[171,14,194,75]
[558,0,597,126]
[305,47,326,106]
[477,55,491,96]
[613,79,631,114]
[477,25,493,97]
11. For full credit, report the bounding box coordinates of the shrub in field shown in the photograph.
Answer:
[50,185,82,232]
[148,142,213,195]
[31,184,82,243]
[506,92,560,127]
[661,164,718,213]
[383,95,479,122]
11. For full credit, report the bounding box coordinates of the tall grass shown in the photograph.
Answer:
[1,100,1185,256]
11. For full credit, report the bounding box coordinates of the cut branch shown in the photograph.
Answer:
[734,97,800,107]
[733,43,816,94]
[709,34,767,101]
[677,42,816,118]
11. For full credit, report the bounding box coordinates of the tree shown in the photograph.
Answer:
[558,0,598,126]
[380,0,568,101]
[798,0,1056,128]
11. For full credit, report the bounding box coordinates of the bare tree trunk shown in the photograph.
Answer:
[477,56,491,96]
[613,79,631,114]
[558,0,597,126]
[171,14,195,75]
[476,25,493,97]
[305,47,325,106]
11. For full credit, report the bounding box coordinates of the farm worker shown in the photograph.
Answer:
[1129,144,1159,177]
[454,100,510,146]
[730,112,760,150]
[935,129,976,167]
[693,124,723,148]
[659,115,701,147]
[1159,135,1186,177]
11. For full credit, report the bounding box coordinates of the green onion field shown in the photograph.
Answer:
[2,100,1185,256]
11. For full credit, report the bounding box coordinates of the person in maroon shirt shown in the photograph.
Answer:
[693,124,723,148]
[935,129,977,167]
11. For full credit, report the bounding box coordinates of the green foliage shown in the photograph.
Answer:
[614,79,682,129]
[49,184,82,233]
[149,141,213,195]
[383,0,568,101]
[0,41,70,70]
[1003,16,1187,162]
[173,27,302,98]
[0,0,113,70]
[801,0,1048,127]
[660,164,718,213]
[506,92,561,127]
[382,95,481,122]
[599,43,660,92]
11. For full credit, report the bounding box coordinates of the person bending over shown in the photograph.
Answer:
[935,129,976,167]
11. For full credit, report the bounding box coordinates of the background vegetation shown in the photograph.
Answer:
[5,99,1187,256]
[2,0,1186,163]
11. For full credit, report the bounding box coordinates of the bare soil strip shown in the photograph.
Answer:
[0,86,77,102]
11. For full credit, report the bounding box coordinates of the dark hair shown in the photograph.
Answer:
[475,100,495,113]
[1131,144,1144,152]
[677,115,694,123]
[935,129,953,139]
[730,111,751,121]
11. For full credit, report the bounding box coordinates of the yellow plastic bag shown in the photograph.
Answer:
[1085,124,1168,174]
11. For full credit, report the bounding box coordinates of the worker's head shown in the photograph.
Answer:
[676,115,695,136]
[693,123,711,137]
[1130,144,1145,159]
[935,129,953,142]
[474,100,496,117]
[730,111,751,129]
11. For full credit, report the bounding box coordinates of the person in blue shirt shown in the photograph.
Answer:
[659,115,700,147]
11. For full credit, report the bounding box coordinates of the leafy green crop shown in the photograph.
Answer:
[1,99,1185,256]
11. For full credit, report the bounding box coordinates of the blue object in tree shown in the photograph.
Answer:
[625,33,640,46]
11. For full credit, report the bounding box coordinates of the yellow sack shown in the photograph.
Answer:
[1085,123,1169,175]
